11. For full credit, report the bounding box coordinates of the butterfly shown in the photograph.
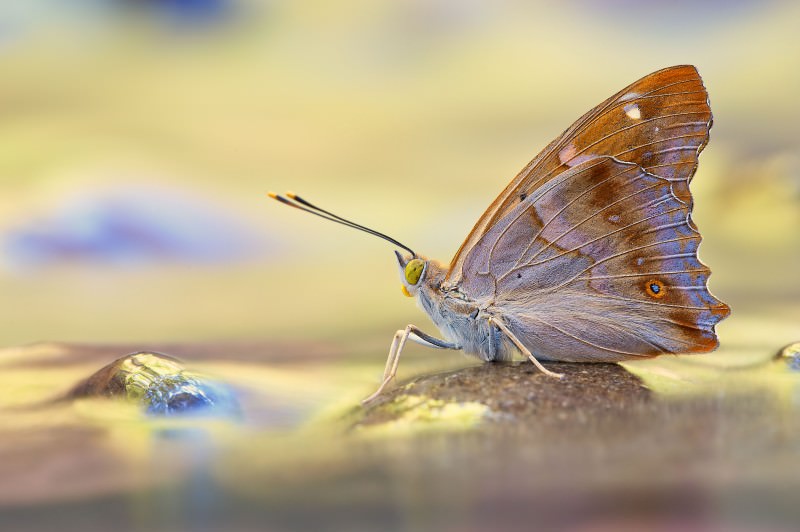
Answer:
[270,65,730,404]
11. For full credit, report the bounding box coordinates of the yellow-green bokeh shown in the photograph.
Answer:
[0,0,798,349]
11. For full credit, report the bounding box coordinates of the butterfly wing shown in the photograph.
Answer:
[447,65,712,286]
[458,155,729,361]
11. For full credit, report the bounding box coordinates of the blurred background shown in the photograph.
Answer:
[3,2,800,530]
[0,0,798,348]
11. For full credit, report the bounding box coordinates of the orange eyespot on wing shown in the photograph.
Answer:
[458,156,729,360]
[646,279,666,299]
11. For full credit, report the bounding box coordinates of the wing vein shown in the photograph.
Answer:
[501,164,649,272]
[577,268,708,280]
[513,78,701,194]
[522,205,686,271]
[519,313,656,357]
[613,132,707,158]
[542,111,709,181]
[545,235,698,292]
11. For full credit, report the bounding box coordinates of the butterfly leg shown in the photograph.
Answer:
[361,325,460,405]
[488,317,564,379]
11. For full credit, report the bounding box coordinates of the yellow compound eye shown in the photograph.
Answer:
[404,259,425,285]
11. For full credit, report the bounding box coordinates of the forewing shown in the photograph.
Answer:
[448,65,712,285]
[460,156,729,360]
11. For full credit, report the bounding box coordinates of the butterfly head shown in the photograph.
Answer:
[395,251,427,298]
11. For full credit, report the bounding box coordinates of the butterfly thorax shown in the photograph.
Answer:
[417,260,516,362]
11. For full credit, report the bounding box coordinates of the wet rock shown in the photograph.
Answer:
[357,361,650,430]
[68,351,239,417]
[777,342,800,371]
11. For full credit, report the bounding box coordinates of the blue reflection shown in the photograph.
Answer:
[3,185,268,270]
[129,0,233,26]
[144,374,240,417]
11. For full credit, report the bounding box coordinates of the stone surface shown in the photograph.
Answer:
[777,341,800,371]
[67,351,240,416]
[2,340,800,531]
[357,361,651,429]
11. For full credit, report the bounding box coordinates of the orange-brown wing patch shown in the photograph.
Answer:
[447,65,711,286]
[460,157,728,361]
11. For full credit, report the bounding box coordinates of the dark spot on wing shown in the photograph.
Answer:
[645,279,666,299]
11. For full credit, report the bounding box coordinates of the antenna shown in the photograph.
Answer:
[268,192,417,257]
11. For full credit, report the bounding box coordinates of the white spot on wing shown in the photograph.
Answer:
[619,91,639,102]
[558,144,577,164]
[624,103,641,120]
[558,144,595,167]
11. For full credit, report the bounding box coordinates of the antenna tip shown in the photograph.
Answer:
[267,191,279,199]
[286,191,297,200]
